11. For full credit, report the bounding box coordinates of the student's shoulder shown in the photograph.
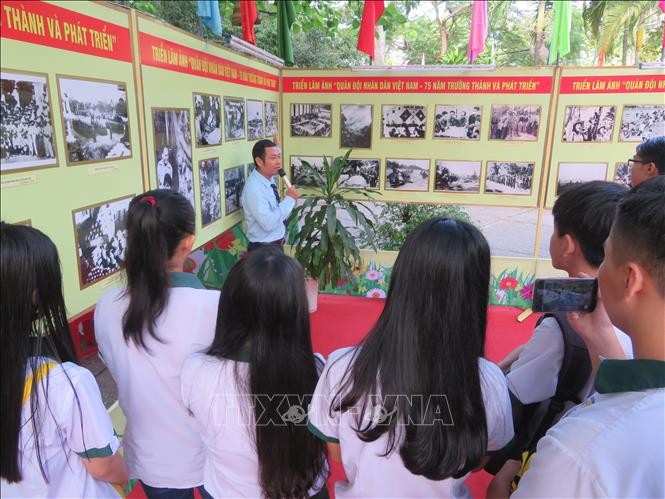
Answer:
[326,346,358,370]
[46,361,99,397]
[96,286,126,310]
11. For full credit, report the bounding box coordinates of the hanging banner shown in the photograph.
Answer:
[0,0,132,62]
[560,75,665,93]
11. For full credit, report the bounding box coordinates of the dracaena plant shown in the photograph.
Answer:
[287,150,378,289]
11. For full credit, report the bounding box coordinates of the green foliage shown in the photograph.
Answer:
[489,269,534,308]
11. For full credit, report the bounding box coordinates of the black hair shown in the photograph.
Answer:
[553,180,628,268]
[252,139,277,169]
[122,189,195,349]
[612,176,665,296]
[206,247,325,497]
[636,136,665,175]
[333,217,491,480]
[1,223,77,483]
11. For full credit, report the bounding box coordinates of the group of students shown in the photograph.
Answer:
[1,136,663,499]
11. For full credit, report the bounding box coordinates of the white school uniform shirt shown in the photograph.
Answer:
[1,359,120,498]
[94,273,219,488]
[507,318,633,404]
[513,359,665,498]
[240,169,295,243]
[308,347,514,499]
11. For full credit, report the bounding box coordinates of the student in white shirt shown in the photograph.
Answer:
[94,190,219,499]
[181,246,328,497]
[309,218,514,498]
[1,223,128,497]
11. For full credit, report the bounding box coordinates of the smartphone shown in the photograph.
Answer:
[531,278,598,313]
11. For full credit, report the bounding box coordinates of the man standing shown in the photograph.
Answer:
[630,135,664,187]
[241,139,299,252]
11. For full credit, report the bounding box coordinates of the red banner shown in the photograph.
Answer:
[0,0,132,62]
[560,75,665,94]
[140,32,279,91]
[282,76,553,94]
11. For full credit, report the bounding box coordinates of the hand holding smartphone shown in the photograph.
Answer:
[531,277,598,313]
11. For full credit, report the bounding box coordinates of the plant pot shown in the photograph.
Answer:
[305,277,319,313]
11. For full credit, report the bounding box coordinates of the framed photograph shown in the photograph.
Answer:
[57,76,131,165]
[434,160,482,192]
[246,162,255,176]
[562,106,615,142]
[246,99,264,141]
[72,194,132,289]
[619,105,665,142]
[384,158,430,191]
[290,103,332,137]
[489,105,541,141]
[340,158,380,189]
[1,69,58,173]
[290,155,331,187]
[556,162,608,195]
[340,104,372,148]
[152,108,195,210]
[382,105,426,139]
[613,161,631,187]
[434,105,481,140]
[224,97,245,141]
[224,165,245,215]
[484,161,535,195]
[198,158,221,227]
[193,93,221,147]
[264,101,278,137]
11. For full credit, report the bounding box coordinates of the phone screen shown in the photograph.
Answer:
[532,278,598,313]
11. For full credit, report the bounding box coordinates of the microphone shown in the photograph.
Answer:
[278,168,292,189]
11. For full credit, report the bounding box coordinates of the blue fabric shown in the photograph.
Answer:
[196,0,222,36]
[140,482,213,499]
[240,170,295,243]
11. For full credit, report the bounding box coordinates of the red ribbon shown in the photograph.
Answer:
[140,195,156,207]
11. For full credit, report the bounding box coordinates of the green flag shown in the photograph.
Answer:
[548,0,572,65]
[277,0,296,66]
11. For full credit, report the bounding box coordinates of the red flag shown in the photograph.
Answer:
[357,0,385,59]
[240,0,258,45]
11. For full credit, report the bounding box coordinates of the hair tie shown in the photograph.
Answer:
[140,195,156,207]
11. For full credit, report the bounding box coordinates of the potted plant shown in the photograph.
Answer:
[287,150,377,311]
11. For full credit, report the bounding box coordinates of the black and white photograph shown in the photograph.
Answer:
[224,165,245,215]
[291,155,329,187]
[484,161,535,195]
[562,106,615,142]
[434,105,481,140]
[58,76,131,165]
[1,70,58,172]
[384,158,430,191]
[382,105,426,139]
[247,99,264,141]
[434,160,482,192]
[246,162,255,176]
[290,103,332,137]
[340,104,372,148]
[619,105,665,142]
[193,93,221,147]
[224,97,245,141]
[73,195,132,288]
[153,108,195,210]
[489,105,541,141]
[556,162,608,195]
[199,158,221,226]
[340,159,379,188]
[264,101,278,137]
[613,161,631,187]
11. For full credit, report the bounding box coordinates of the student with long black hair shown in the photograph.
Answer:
[309,218,514,497]
[1,223,128,497]
[180,247,328,498]
[94,190,219,498]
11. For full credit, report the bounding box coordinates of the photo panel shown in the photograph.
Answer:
[613,161,631,187]
[484,161,535,195]
[224,165,245,215]
[340,104,372,148]
[72,195,132,289]
[290,103,332,137]
[619,105,665,142]
[340,158,380,189]
[198,158,221,226]
[1,70,58,173]
[246,99,264,141]
[264,101,278,138]
[382,105,426,139]
[384,158,430,191]
[434,105,482,140]
[489,105,541,141]
[223,97,245,141]
[193,93,221,147]
[246,162,255,176]
[434,160,482,192]
[57,76,131,165]
[152,108,195,210]
[562,105,616,142]
[291,155,331,187]
[556,162,608,196]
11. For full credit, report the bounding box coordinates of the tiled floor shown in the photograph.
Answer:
[81,353,118,408]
